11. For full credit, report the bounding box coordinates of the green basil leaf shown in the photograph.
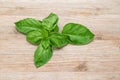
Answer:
[26,29,48,45]
[52,25,59,32]
[62,23,94,45]
[42,13,58,31]
[49,32,69,48]
[15,18,42,34]
[34,39,53,68]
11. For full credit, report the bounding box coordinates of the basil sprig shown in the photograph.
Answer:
[15,13,94,68]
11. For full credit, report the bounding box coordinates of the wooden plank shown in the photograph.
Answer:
[0,72,120,80]
[0,3,120,16]
[0,0,120,8]
[0,0,120,16]
[0,0,82,3]
[0,60,120,72]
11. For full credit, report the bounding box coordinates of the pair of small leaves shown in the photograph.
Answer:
[42,13,58,31]
[15,13,94,68]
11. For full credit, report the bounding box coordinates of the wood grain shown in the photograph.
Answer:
[0,0,120,80]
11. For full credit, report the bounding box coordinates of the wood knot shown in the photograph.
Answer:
[16,7,25,10]
[96,36,103,40]
[75,62,88,71]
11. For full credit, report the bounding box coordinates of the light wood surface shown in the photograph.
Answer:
[0,0,120,80]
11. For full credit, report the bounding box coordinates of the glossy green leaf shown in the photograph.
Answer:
[49,32,69,48]
[34,39,53,68]
[62,23,94,45]
[26,29,48,45]
[52,25,59,32]
[15,18,42,34]
[42,13,58,31]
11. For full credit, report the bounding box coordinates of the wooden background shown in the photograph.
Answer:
[0,0,120,80]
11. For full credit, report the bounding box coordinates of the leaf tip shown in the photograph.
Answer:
[34,61,42,68]
[14,21,18,25]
